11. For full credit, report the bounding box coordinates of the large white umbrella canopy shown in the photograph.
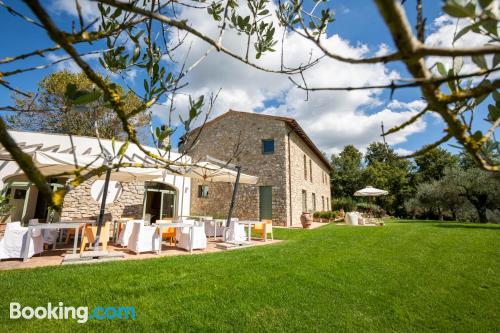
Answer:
[354,186,388,197]
[168,161,258,184]
[4,151,165,182]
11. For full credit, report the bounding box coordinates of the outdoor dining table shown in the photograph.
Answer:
[154,222,195,253]
[237,220,263,242]
[22,220,95,262]
[56,220,97,243]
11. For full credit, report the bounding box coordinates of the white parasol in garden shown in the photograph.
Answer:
[354,186,388,218]
[354,186,388,197]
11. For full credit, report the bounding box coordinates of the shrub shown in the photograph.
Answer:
[331,197,357,212]
[357,202,385,218]
[313,211,341,220]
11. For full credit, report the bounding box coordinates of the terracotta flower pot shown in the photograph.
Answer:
[300,212,313,229]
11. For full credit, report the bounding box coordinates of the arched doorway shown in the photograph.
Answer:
[143,182,177,223]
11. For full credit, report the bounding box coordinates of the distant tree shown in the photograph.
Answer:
[7,71,149,140]
[330,145,364,198]
[365,142,392,166]
[443,167,500,223]
[413,175,466,220]
[363,142,413,216]
[404,197,425,219]
[414,147,459,183]
[414,181,446,220]
[460,140,500,170]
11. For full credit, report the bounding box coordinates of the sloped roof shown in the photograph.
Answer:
[185,110,332,170]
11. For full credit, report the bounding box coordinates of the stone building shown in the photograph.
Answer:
[180,110,332,226]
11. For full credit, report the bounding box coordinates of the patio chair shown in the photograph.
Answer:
[176,220,207,251]
[346,212,359,225]
[29,219,58,248]
[356,212,365,226]
[80,222,111,253]
[253,219,274,241]
[127,221,160,254]
[204,217,223,237]
[118,219,143,247]
[0,221,44,260]
[156,219,176,245]
[225,218,246,242]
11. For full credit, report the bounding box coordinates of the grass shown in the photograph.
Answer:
[0,220,498,332]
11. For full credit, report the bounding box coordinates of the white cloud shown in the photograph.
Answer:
[394,148,413,156]
[50,0,99,21]
[152,4,427,155]
[425,15,497,79]
[46,52,100,73]
[374,43,391,57]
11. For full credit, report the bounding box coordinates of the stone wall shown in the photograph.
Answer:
[287,130,331,225]
[61,180,145,221]
[190,181,259,220]
[185,112,289,225]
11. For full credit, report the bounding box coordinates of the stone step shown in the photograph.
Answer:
[64,251,125,261]
[62,256,123,266]
[216,241,253,250]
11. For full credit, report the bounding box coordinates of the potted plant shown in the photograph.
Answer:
[300,211,313,229]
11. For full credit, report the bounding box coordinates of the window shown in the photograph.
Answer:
[198,185,209,198]
[326,197,330,210]
[322,196,325,210]
[304,155,307,180]
[309,159,313,182]
[262,139,275,154]
[312,193,316,212]
[302,190,307,212]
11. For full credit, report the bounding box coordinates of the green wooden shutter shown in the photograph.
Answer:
[259,186,272,220]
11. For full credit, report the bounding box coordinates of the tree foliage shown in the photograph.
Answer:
[330,145,364,198]
[414,146,459,183]
[7,71,149,140]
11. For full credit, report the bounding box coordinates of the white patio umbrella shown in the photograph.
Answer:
[31,151,165,181]
[4,151,167,251]
[354,186,388,197]
[354,186,388,218]
[168,161,258,185]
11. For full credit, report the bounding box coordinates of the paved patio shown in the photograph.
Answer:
[0,238,281,271]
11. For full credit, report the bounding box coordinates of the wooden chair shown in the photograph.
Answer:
[80,222,111,253]
[65,225,84,244]
[253,219,274,241]
[157,219,176,245]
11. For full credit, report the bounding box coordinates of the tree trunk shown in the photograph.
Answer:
[477,207,488,224]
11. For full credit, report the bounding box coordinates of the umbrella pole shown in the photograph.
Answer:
[94,167,111,251]
[226,166,241,228]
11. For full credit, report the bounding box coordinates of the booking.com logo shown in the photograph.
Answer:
[10,302,136,324]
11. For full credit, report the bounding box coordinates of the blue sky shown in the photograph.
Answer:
[0,1,494,156]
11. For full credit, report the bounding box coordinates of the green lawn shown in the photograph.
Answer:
[0,220,498,332]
